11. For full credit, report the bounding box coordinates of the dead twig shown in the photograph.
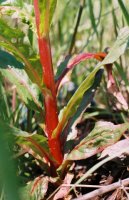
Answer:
[62,184,104,188]
[73,178,129,200]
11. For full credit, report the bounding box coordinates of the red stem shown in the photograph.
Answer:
[34,0,63,167]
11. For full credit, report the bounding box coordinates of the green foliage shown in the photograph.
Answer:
[0,0,129,199]
[118,0,129,26]
[88,0,98,38]
[0,8,42,84]
[0,119,32,137]
[0,122,21,200]
[17,134,49,161]
[55,56,71,81]
[0,50,43,111]
[63,69,103,136]
[101,27,129,65]
[0,18,24,39]
[0,50,24,69]
[52,26,129,139]
[0,118,50,174]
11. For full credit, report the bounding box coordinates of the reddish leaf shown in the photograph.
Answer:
[31,176,49,199]
[67,52,106,69]
[100,139,129,159]
[53,173,74,200]
[66,121,129,161]
[56,52,106,90]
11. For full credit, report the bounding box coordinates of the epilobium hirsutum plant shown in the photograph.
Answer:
[33,0,107,166]
[34,0,63,166]
[0,0,129,198]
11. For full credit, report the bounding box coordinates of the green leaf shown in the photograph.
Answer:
[17,134,49,160]
[52,65,101,139]
[39,0,57,36]
[55,55,71,81]
[0,50,43,111]
[118,0,129,26]
[0,18,24,40]
[67,121,129,160]
[0,49,24,69]
[0,36,42,86]
[63,69,103,143]
[52,26,129,139]
[0,9,42,85]
[101,26,129,65]
[0,118,49,163]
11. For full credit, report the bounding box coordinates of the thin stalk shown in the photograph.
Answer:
[34,0,63,166]
[68,0,85,55]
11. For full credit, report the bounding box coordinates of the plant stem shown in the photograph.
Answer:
[34,0,63,167]
[39,37,63,167]
[38,37,58,133]
[68,0,85,55]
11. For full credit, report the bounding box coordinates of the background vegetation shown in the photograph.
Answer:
[0,0,129,199]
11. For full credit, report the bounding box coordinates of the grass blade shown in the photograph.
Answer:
[88,0,98,38]
[118,0,129,25]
